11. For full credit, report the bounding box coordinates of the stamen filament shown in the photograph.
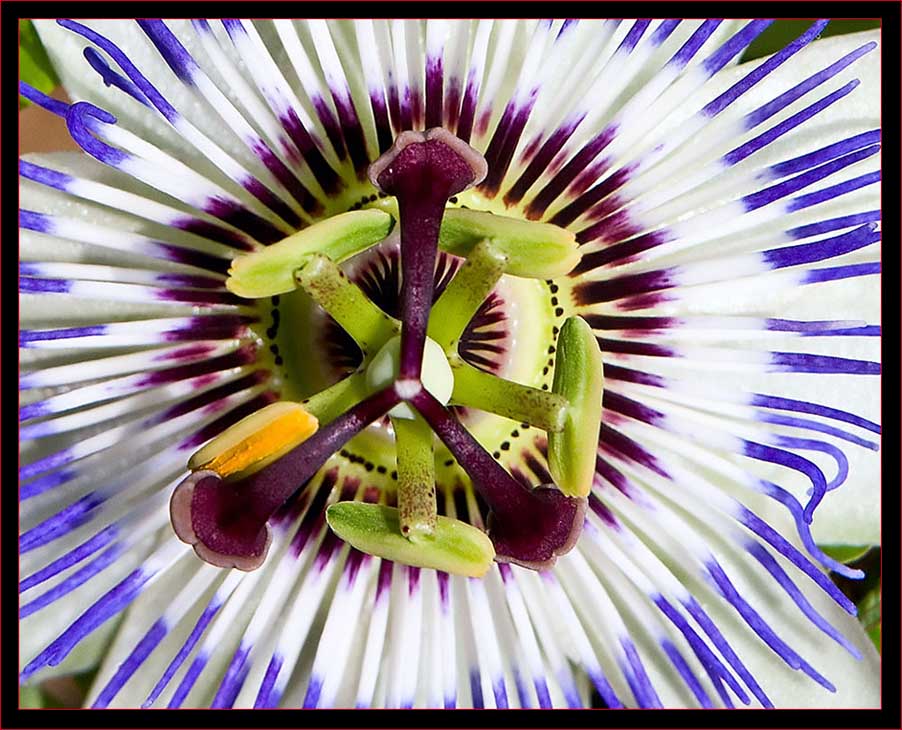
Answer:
[428,239,508,350]
[294,253,398,356]
[450,361,567,433]
[391,414,437,540]
[301,371,370,425]
[411,389,585,569]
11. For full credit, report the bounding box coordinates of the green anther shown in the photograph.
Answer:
[326,502,495,577]
[450,361,568,433]
[438,208,579,279]
[365,198,578,279]
[428,239,508,350]
[547,316,605,498]
[391,414,437,541]
[302,371,370,425]
[294,253,398,355]
[226,209,394,298]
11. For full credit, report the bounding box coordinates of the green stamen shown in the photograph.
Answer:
[302,371,369,425]
[325,502,495,577]
[450,361,568,433]
[428,239,508,351]
[547,316,605,498]
[391,413,437,540]
[365,198,579,280]
[226,208,394,298]
[293,253,398,356]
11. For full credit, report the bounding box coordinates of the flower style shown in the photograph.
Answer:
[19,19,881,709]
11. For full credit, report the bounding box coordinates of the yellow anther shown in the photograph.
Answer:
[188,401,318,481]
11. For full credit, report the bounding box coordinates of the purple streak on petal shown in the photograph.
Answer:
[603,390,666,427]
[20,523,118,593]
[376,559,394,602]
[492,677,509,708]
[525,124,618,220]
[770,130,880,179]
[18,469,73,500]
[572,268,675,305]
[20,566,158,681]
[425,55,444,129]
[311,95,348,162]
[743,441,827,520]
[599,423,671,479]
[83,47,151,105]
[600,363,667,388]
[704,20,829,118]
[332,94,371,176]
[19,277,71,294]
[778,434,849,491]
[136,20,198,84]
[770,351,880,375]
[210,642,251,708]
[171,217,255,251]
[744,42,876,129]
[19,160,74,190]
[667,20,721,69]
[763,223,879,269]
[58,20,179,123]
[550,164,633,228]
[469,669,484,708]
[595,338,675,360]
[19,81,69,116]
[752,396,881,434]
[370,92,393,154]
[201,196,284,245]
[143,597,222,708]
[19,493,104,554]
[761,412,877,450]
[683,596,773,708]
[705,559,836,692]
[804,261,881,285]
[653,595,747,706]
[303,674,324,708]
[239,176,301,228]
[701,20,774,77]
[482,102,537,197]
[253,654,284,708]
[574,228,672,271]
[456,71,479,143]
[745,541,861,658]
[650,19,681,46]
[279,107,343,195]
[620,638,662,708]
[587,494,620,529]
[742,496,864,581]
[789,171,881,213]
[743,145,879,212]
[167,653,208,708]
[724,81,861,168]
[20,542,122,619]
[504,117,583,206]
[19,208,54,234]
[533,677,552,708]
[661,639,713,708]
[92,619,168,708]
[65,102,128,166]
[19,324,107,346]
[617,19,652,53]
[19,446,75,483]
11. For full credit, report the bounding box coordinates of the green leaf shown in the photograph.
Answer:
[19,20,60,109]
[858,587,881,653]
[326,502,495,577]
[819,544,872,564]
[20,684,45,708]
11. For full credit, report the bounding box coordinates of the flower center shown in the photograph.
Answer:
[170,129,604,576]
